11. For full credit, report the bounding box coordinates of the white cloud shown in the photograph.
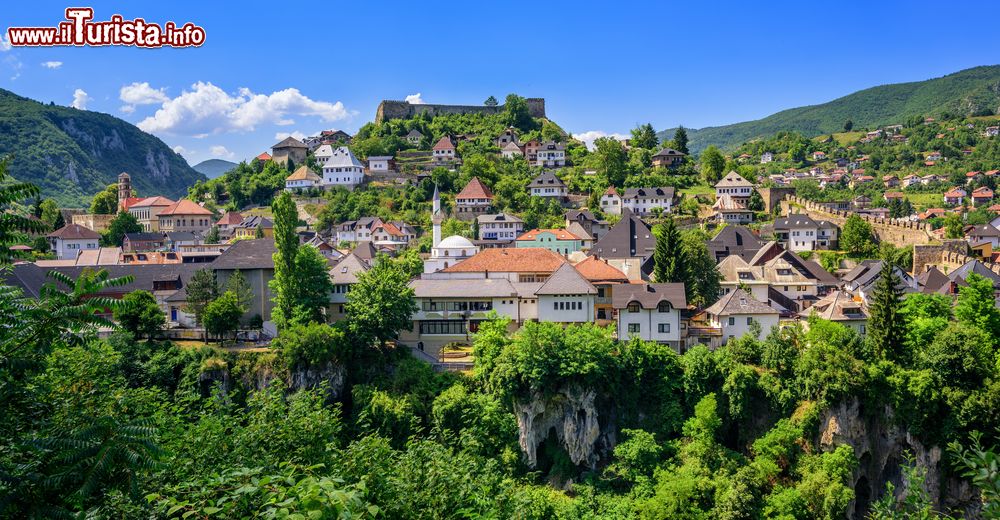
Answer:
[210,145,234,159]
[41,61,62,69]
[0,34,11,52]
[573,130,628,150]
[4,55,22,80]
[135,82,354,137]
[404,93,425,104]
[119,104,136,114]
[172,145,187,155]
[119,81,169,113]
[274,131,306,141]
[71,89,91,110]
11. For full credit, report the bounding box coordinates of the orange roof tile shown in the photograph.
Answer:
[216,211,244,226]
[573,256,628,283]
[256,152,272,161]
[456,177,494,200]
[517,228,581,241]
[441,247,566,273]
[158,199,213,216]
[131,196,176,208]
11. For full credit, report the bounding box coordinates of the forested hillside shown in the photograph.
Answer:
[663,65,1000,152]
[0,88,205,207]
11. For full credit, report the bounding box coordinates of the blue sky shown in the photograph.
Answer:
[3,1,1000,165]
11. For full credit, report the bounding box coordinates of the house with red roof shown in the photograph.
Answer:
[47,224,100,260]
[157,199,215,234]
[432,136,457,163]
[128,196,177,232]
[966,171,983,184]
[454,177,494,220]
[882,175,899,188]
[972,187,994,206]
[600,186,623,215]
[943,187,967,206]
[256,152,272,162]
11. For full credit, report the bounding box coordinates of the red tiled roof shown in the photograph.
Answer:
[972,187,994,197]
[131,196,176,208]
[120,197,145,210]
[884,192,904,199]
[440,247,566,273]
[158,199,213,216]
[604,186,619,196]
[47,223,100,240]
[256,152,272,161]
[943,188,966,198]
[966,171,982,177]
[216,211,244,226]
[455,177,494,200]
[432,136,455,151]
[573,256,628,283]
[517,228,582,241]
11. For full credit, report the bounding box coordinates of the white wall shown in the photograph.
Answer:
[536,294,594,323]
[714,313,778,344]
[617,307,681,343]
[53,238,98,260]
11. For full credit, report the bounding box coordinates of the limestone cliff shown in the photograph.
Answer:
[513,386,615,470]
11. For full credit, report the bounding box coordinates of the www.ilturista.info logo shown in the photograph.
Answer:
[6,8,205,48]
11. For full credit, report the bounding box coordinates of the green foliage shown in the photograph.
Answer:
[291,244,336,324]
[182,268,217,327]
[841,214,877,256]
[271,321,350,369]
[90,183,119,214]
[955,273,1000,339]
[867,261,906,361]
[653,218,684,283]
[681,228,722,307]
[346,255,417,348]
[102,210,142,247]
[630,123,659,150]
[270,191,299,327]
[202,291,244,341]
[949,432,1000,518]
[700,146,726,183]
[114,290,165,339]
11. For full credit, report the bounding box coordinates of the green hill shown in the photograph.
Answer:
[192,158,238,179]
[661,65,1000,153]
[0,88,205,207]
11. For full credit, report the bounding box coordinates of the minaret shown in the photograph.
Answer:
[431,183,442,248]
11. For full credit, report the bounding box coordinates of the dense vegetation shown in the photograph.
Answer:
[0,88,205,207]
[661,65,1000,152]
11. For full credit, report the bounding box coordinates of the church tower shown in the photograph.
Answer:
[117,172,132,212]
[431,183,442,248]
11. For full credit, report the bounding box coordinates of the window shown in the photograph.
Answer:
[747,317,753,325]
[657,301,671,313]
[627,323,640,334]
[728,317,735,326]
[658,323,671,333]
[553,302,559,310]
[419,320,466,335]
[627,303,640,313]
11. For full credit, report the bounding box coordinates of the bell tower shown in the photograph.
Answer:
[117,172,132,212]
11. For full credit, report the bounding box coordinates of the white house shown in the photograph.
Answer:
[612,283,686,349]
[432,136,457,162]
[761,152,774,163]
[534,263,597,323]
[284,165,322,191]
[715,171,754,203]
[529,171,568,198]
[367,156,393,173]
[501,141,523,159]
[600,187,623,215]
[621,187,675,216]
[704,290,779,345]
[477,213,524,243]
[316,145,365,188]
[47,224,100,260]
[329,253,370,321]
[535,141,566,168]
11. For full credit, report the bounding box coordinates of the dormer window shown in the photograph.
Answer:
[657,301,671,313]
[627,302,640,313]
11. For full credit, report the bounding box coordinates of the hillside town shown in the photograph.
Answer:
[7,99,1000,369]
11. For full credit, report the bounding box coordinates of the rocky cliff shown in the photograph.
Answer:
[513,386,615,471]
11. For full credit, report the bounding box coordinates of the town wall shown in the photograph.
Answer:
[784,196,933,247]
[758,187,795,213]
[375,98,546,123]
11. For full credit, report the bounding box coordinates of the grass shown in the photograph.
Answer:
[818,131,864,146]
[243,206,274,218]
[904,192,944,209]
[680,183,715,197]
[174,340,213,349]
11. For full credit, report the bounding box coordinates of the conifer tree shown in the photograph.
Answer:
[867,261,905,361]
[653,218,684,283]
[270,192,299,327]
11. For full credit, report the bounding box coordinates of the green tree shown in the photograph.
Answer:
[949,432,1000,518]
[39,199,60,229]
[700,146,726,183]
[0,157,47,262]
[102,210,142,247]
[114,290,165,339]
[501,94,534,131]
[271,321,350,369]
[955,273,1000,339]
[653,218,684,283]
[346,255,417,349]
[89,184,119,214]
[291,245,335,324]
[224,269,253,317]
[270,191,299,327]
[866,262,905,361]
[183,268,218,329]
[594,136,629,187]
[843,119,854,132]
[681,229,721,307]
[672,126,689,155]
[204,225,220,244]
[630,123,659,150]
[840,214,876,256]
[203,291,245,342]
[943,213,964,239]
[747,189,764,212]
[484,95,498,107]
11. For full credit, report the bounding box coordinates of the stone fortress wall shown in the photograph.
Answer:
[375,98,546,123]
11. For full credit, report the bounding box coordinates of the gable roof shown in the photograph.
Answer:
[131,196,176,208]
[529,171,566,188]
[612,282,686,309]
[409,278,517,298]
[329,253,370,284]
[212,239,276,270]
[256,152,272,161]
[622,187,675,200]
[272,136,307,149]
[949,259,1000,288]
[456,177,494,200]
[716,171,753,188]
[405,129,424,138]
[652,148,686,158]
[48,223,100,240]
[917,266,951,294]
[286,165,321,182]
[535,262,597,295]
[236,215,273,230]
[441,247,566,273]
[709,226,763,258]
[432,136,456,151]
[159,199,213,216]
[806,290,868,321]
[352,241,379,262]
[573,256,629,283]
[713,194,749,212]
[477,213,524,224]
[517,228,581,241]
[590,209,655,259]
[705,289,777,316]
[216,211,244,227]
[774,214,820,230]
[316,146,364,168]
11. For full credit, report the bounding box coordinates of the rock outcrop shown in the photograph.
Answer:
[818,398,979,518]
[513,386,614,470]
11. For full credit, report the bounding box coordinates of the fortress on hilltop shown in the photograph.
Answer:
[375,98,546,123]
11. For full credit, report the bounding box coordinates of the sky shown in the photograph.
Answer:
[2,1,1000,165]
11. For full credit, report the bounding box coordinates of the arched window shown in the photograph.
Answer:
[657,301,672,313]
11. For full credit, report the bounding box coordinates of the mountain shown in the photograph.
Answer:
[192,159,237,179]
[0,88,205,207]
[660,65,1000,153]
